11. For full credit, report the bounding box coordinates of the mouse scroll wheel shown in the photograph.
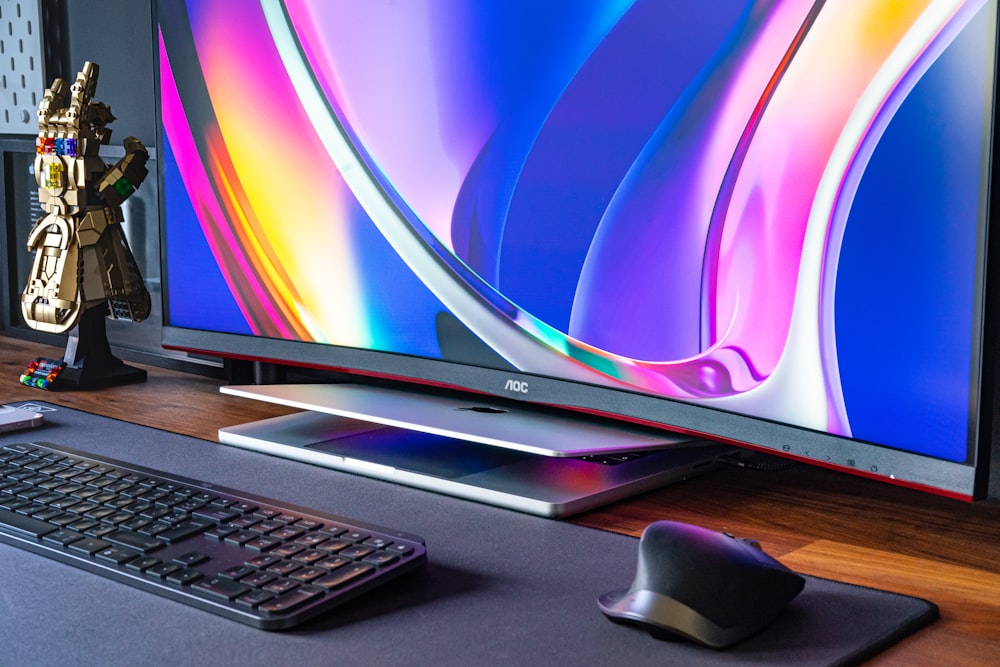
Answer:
[721,531,763,551]
[723,532,763,550]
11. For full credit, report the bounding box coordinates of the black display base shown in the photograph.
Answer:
[53,361,147,390]
[22,305,147,391]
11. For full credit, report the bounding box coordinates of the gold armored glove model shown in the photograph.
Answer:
[20,62,150,389]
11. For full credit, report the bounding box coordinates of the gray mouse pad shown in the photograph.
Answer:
[0,402,937,666]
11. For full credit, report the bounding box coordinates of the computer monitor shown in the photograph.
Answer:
[156,1,999,504]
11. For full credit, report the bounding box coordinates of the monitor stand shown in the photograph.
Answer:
[217,383,733,517]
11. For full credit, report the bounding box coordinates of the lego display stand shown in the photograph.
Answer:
[31,305,146,390]
[19,61,152,391]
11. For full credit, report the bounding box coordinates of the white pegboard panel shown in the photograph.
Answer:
[0,0,46,133]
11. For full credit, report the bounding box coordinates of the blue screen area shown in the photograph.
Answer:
[493,2,749,331]
[162,140,251,335]
[835,10,989,460]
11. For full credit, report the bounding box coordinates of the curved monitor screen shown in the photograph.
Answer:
[158,0,999,499]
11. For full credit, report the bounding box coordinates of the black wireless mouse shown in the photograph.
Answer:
[598,520,805,648]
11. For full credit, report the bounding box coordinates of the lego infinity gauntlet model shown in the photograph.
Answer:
[22,61,150,336]
[19,62,150,389]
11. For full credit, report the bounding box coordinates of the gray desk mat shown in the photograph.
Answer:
[0,402,936,667]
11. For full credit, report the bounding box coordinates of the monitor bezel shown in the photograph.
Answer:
[161,315,992,500]
[156,1,1000,502]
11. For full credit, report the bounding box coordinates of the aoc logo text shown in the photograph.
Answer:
[504,379,529,394]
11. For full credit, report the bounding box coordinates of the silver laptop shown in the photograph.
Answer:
[218,384,732,517]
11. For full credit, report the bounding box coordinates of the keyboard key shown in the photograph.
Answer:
[194,576,251,601]
[17,502,48,517]
[340,545,375,560]
[253,520,284,534]
[270,526,304,541]
[85,524,117,539]
[317,538,351,553]
[96,546,140,565]
[363,537,393,549]
[244,536,281,552]
[32,507,64,522]
[68,537,112,555]
[174,551,210,567]
[246,555,282,569]
[43,528,84,546]
[126,556,162,572]
[271,544,303,558]
[106,529,164,553]
[167,568,203,586]
[220,565,255,580]
[267,561,301,576]
[2,444,37,455]
[157,519,213,543]
[68,501,99,515]
[315,556,350,571]
[224,530,258,546]
[146,563,182,579]
[158,510,190,525]
[263,578,299,595]
[236,589,275,609]
[342,531,370,543]
[313,563,374,589]
[289,567,326,583]
[104,511,134,525]
[241,570,276,588]
[294,533,329,548]
[139,523,171,537]
[363,551,400,567]
[173,499,206,513]
[260,585,323,614]
[119,517,151,532]
[192,507,239,523]
[204,525,237,540]
[292,549,327,565]
[1,498,32,512]
[50,513,80,527]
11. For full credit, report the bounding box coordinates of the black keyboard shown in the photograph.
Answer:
[0,441,427,630]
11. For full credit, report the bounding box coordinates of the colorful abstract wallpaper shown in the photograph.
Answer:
[159,0,996,463]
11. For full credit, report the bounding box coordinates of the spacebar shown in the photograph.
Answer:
[0,507,58,539]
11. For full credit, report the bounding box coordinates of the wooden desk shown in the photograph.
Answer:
[2,333,998,664]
